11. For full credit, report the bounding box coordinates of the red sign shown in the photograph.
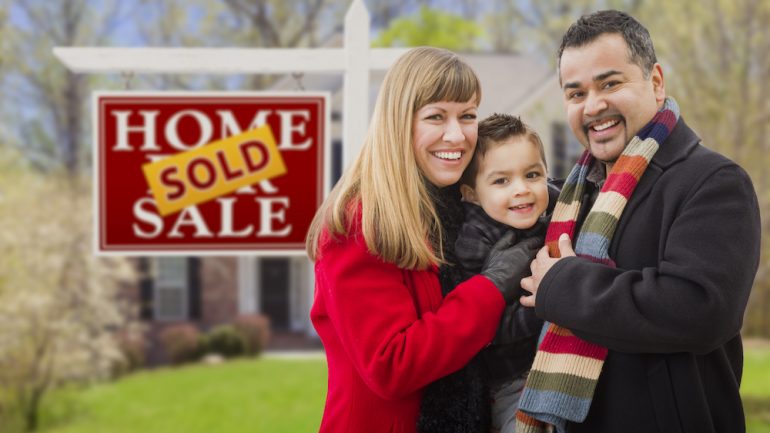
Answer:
[93,92,329,254]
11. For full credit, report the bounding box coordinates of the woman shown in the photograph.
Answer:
[306,47,538,433]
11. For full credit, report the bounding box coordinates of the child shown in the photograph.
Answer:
[458,113,554,433]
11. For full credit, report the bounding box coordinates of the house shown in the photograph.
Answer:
[130,52,583,363]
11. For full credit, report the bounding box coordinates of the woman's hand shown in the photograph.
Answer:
[481,234,543,302]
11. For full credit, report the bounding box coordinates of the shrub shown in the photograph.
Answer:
[202,325,246,359]
[113,331,147,376]
[233,314,271,356]
[159,324,202,365]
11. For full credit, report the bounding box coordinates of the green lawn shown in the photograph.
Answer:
[37,354,328,433]
[11,343,770,433]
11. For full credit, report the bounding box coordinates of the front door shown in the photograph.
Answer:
[260,258,290,330]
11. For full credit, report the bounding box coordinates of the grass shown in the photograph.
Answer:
[35,354,328,433]
[5,343,768,433]
[744,340,770,433]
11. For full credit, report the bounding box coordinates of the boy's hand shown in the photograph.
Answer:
[520,234,575,307]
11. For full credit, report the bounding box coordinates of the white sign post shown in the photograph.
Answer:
[53,0,408,169]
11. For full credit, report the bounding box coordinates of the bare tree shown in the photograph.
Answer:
[4,0,132,175]
[218,0,347,89]
[478,0,642,58]
[366,0,420,30]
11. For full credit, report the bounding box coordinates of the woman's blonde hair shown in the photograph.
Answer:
[305,47,481,269]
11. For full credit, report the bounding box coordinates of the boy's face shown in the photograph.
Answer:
[461,137,548,230]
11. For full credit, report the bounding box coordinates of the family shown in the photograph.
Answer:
[306,10,761,433]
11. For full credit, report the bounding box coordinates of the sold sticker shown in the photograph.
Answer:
[142,125,287,216]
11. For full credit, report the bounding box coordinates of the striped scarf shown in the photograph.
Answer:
[515,98,680,433]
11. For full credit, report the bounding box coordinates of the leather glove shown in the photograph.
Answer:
[494,302,544,345]
[481,233,543,303]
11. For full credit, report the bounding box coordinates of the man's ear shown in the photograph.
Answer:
[460,184,479,204]
[651,63,666,105]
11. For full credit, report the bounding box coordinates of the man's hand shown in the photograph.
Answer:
[520,234,576,307]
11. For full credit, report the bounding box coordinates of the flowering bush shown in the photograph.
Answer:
[0,148,138,431]
[233,314,271,356]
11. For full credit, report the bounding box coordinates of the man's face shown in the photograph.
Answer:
[559,33,665,165]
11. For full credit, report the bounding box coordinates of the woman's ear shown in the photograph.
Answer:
[459,184,479,204]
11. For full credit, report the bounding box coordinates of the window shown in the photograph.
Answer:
[153,257,189,321]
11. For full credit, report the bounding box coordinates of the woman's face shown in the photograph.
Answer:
[412,98,478,187]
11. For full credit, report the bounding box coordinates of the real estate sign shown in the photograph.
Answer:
[93,92,329,255]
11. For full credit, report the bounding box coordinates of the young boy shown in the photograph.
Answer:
[457,113,554,433]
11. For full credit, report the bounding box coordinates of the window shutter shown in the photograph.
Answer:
[138,257,154,320]
[188,257,202,320]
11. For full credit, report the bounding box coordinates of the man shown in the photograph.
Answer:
[518,10,761,433]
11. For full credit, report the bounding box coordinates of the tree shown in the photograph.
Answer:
[129,0,350,91]
[640,0,770,335]
[479,0,642,58]
[0,148,138,432]
[373,5,485,51]
[365,0,421,31]
[3,0,133,175]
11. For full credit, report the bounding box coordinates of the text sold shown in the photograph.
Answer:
[142,125,287,216]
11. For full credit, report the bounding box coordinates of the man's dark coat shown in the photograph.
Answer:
[536,119,761,433]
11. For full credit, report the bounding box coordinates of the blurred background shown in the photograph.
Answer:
[0,0,767,432]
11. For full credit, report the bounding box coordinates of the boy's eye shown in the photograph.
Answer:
[526,171,543,179]
[493,178,508,185]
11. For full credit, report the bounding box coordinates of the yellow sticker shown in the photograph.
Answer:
[143,125,287,216]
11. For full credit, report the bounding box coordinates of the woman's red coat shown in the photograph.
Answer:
[311,217,504,432]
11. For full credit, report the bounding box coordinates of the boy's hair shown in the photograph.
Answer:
[461,113,547,188]
[557,10,657,79]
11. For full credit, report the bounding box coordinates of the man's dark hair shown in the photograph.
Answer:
[557,10,657,78]
[460,113,547,188]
